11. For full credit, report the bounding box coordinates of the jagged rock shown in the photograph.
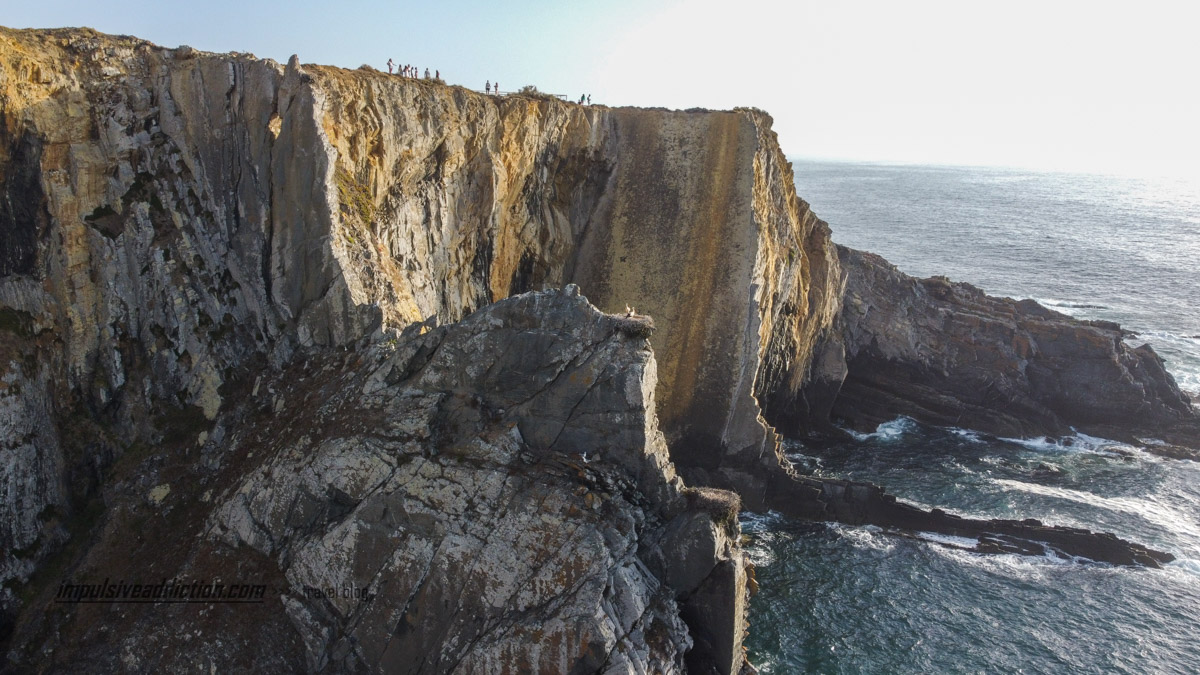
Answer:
[765,473,1174,568]
[809,247,1198,452]
[0,27,836,609]
[2,24,1195,672]
[6,289,751,673]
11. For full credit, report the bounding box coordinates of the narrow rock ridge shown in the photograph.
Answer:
[763,469,1174,568]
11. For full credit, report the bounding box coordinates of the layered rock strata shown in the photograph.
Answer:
[790,247,1198,455]
[0,28,832,603]
[7,288,752,673]
[2,24,1198,672]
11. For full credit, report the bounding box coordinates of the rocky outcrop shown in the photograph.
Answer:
[764,471,1174,568]
[797,247,1198,455]
[2,23,1196,673]
[6,288,752,673]
[0,25,839,627]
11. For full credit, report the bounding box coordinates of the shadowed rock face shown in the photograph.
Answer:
[6,288,751,673]
[811,247,1198,453]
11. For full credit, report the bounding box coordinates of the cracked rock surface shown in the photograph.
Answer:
[8,288,750,674]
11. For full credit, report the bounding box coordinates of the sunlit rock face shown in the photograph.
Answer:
[0,24,839,613]
[7,23,1191,673]
[1,27,817,672]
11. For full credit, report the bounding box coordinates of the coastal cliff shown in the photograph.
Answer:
[2,26,1197,672]
[8,288,750,673]
[791,247,1198,455]
[0,26,795,670]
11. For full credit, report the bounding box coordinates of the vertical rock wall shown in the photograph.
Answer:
[0,27,836,667]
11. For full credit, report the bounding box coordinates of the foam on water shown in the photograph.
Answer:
[746,160,1200,674]
[915,531,979,549]
[828,523,896,553]
[997,432,1134,456]
[1031,297,1110,313]
[842,416,917,442]
[992,479,1200,545]
[1167,558,1200,580]
[948,427,987,443]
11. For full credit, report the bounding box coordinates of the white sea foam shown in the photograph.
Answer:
[992,479,1200,543]
[1166,558,1200,581]
[1031,297,1109,313]
[828,523,896,552]
[948,427,987,443]
[923,537,1078,575]
[996,431,1134,456]
[843,416,916,442]
[915,531,979,549]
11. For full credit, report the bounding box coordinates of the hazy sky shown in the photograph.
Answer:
[7,0,1199,178]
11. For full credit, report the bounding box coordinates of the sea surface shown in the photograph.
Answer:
[744,160,1200,673]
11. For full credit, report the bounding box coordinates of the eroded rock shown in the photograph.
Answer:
[6,289,751,673]
[809,247,1199,454]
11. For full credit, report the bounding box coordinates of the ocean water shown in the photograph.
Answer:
[744,161,1200,673]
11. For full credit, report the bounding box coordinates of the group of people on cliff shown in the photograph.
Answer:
[387,59,437,80]
[381,64,595,106]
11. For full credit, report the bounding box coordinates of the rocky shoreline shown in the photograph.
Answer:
[2,26,1195,673]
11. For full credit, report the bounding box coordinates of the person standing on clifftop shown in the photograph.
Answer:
[424,67,430,79]
[387,58,394,75]
[587,94,591,105]
[435,69,439,80]
[485,80,490,94]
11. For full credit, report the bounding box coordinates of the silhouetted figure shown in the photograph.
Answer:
[587,94,591,104]
[579,94,585,104]
[495,81,499,94]
[435,69,439,80]
[485,80,490,94]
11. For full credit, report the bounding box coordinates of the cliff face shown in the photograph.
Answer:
[308,69,841,492]
[8,288,750,673]
[0,26,826,670]
[0,24,838,609]
[806,247,1198,451]
[4,24,1195,672]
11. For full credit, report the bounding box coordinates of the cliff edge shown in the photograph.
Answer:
[2,25,1196,672]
